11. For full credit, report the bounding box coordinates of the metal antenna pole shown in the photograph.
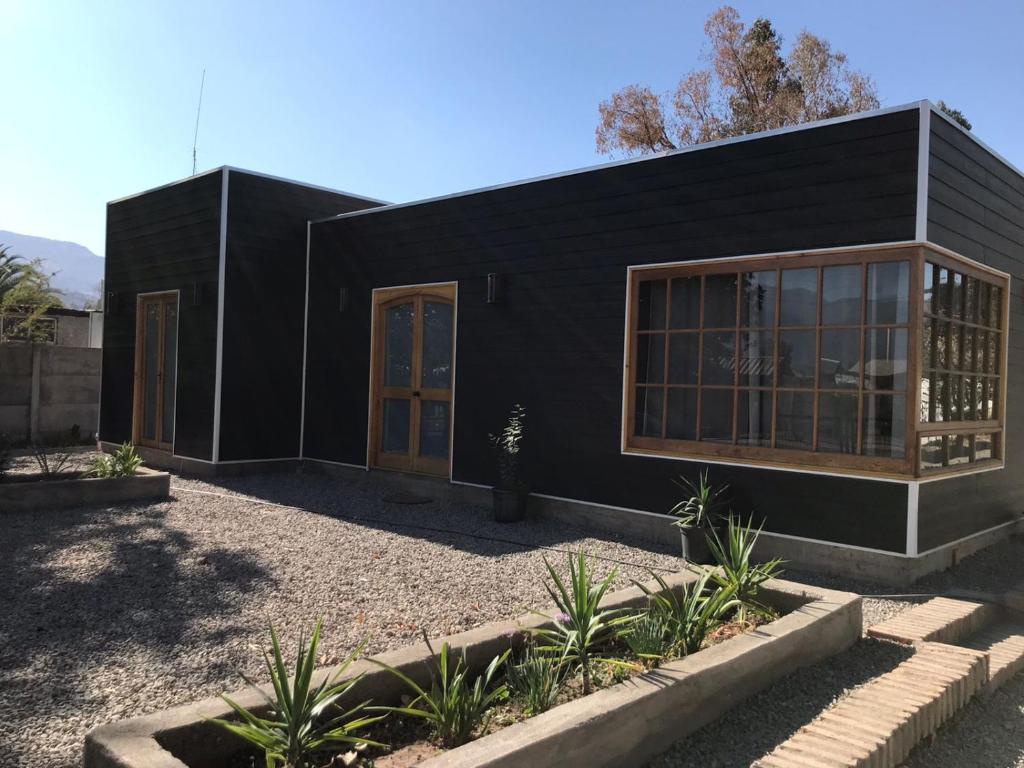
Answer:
[192,68,206,175]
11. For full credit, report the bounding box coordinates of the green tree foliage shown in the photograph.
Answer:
[937,100,972,131]
[0,247,64,343]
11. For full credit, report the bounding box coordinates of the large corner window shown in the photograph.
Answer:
[625,245,1009,478]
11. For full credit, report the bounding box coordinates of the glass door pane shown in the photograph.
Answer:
[385,303,415,387]
[142,302,160,442]
[161,299,177,444]
[421,301,453,389]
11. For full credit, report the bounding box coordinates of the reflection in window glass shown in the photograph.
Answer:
[780,268,818,326]
[975,433,994,461]
[700,388,734,443]
[924,263,936,315]
[419,401,450,458]
[666,388,697,440]
[670,276,701,329]
[668,333,699,385]
[866,261,909,324]
[737,389,772,446]
[822,265,862,325]
[990,286,1002,328]
[385,303,415,387]
[776,392,814,450]
[704,274,738,328]
[818,393,858,454]
[421,301,453,389]
[920,434,946,470]
[739,331,774,387]
[778,330,815,388]
[951,272,963,320]
[638,280,667,330]
[702,331,736,385]
[819,329,860,389]
[864,328,908,391]
[382,398,411,453]
[634,387,663,437]
[741,271,777,328]
[863,394,905,458]
[949,434,971,465]
[636,333,666,383]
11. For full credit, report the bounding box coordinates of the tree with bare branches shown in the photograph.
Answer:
[596,6,879,156]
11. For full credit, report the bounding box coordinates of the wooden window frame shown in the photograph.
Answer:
[622,244,1010,480]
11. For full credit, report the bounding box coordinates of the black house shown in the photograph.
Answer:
[101,102,1024,583]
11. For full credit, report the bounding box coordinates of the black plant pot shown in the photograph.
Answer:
[678,525,716,564]
[492,487,528,523]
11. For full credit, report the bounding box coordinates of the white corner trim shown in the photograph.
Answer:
[906,482,920,556]
[916,100,931,242]
[299,220,311,460]
[212,168,229,464]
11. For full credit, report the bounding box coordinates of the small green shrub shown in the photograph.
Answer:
[30,440,72,478]
[534,552,636,695]
[669,469,729,530]
[488,403,526,489]
[637,570,739,657]
[708,515,784,622]
[622,611,673,663]
[372,641,510,748]
[89,442,143,478]
[211,621,382,768]
[506,642,567,715]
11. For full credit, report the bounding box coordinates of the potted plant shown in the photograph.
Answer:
[668,469,729,563]
[489,404,527,522]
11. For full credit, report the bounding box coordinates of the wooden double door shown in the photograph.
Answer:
[133,292,178,451]
[371,284,456,477]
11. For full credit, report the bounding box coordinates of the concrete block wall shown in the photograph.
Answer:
[0,345,100,444]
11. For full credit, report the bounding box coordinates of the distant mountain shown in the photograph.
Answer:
[0,230,103,309]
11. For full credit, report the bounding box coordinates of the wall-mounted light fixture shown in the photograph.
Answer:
[486,272,501,305]
[339,285,350,312]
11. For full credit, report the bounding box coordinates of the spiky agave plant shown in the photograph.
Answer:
[506,642,568,715]
[211,621,383,768]
[371,641,510,748]
[636,570,739,657]
[534,552,636,695]
[707,514,784,622]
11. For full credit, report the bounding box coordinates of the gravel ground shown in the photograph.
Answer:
[0,467,681,768]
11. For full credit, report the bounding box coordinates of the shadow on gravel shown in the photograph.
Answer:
[0,502,274,719]
[178,470,679,563]
[646,638,915,768]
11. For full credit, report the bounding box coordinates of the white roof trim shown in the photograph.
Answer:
[108,165,389,207]
[312,101,926,225]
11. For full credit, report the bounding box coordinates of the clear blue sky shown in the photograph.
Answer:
[2,0,1022,257]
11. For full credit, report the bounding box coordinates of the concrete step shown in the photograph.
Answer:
[963,615,1024,690]
[866,596,996,645]
[751,642,989,768]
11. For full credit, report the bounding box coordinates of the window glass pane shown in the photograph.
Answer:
[964,276,977,323]
[948,375,963,421]
[963,376,976,420]
[933,374,949,422]
[821,264,862,325]
[666,388,697,441]
[975,330,987,374]
[921,372,935,422]
[737,389,772,446]
[780,268,818,326]
[740,270,777,328]
[701,331,736,385]
[935,321,949,370]
[989,285,1002,328]
[162,301,177,443]
[636,333,665,384]
[936,267,950,316]
[739,331,774,387]
[951,272,963,321]
[818,393,858,454]
[862,394,905,458]
[923,318,934,370]
[819,328,860,389]
[668,333,699,385]
[638,280,667,330]
[634,386,663,437]
[142,303,160,441]
[385,302,414,387]
[775,392,814,450]
[699,388,733,443]
[948,324,962,372]
[975,433,994,461]
[778,330,815,388]
[422,301,453,389]
[382,398,410,453]
[924,263,936,315]
[990,380,1000,419]
[920,435,946,470]
[866,261,909,324]
[669,276,701,329]
[703,273,737,328]
[987,332,1000,374]
[864,328,908,391]
[948,434,971,465]
[977,281,990,326]
[419,401,450,458]
[979,378,990,420]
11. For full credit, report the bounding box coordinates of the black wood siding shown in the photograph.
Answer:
[101,170,223,460]
[920,112,1024,551]
[305,109,920,551]
[219,172,382,461]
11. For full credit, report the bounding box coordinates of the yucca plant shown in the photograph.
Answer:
[707,515,784,622]
[637,570,739,657]
[211,621,383,768]
[506,642,568,716]
[669,469,729,529]
[89,442,143,478]
[622,611,673,664]
[534,552,636,695]
[371,642,509,748]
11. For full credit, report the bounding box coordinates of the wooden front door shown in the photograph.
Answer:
[370,284,456,477]
[133,292,178,451]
